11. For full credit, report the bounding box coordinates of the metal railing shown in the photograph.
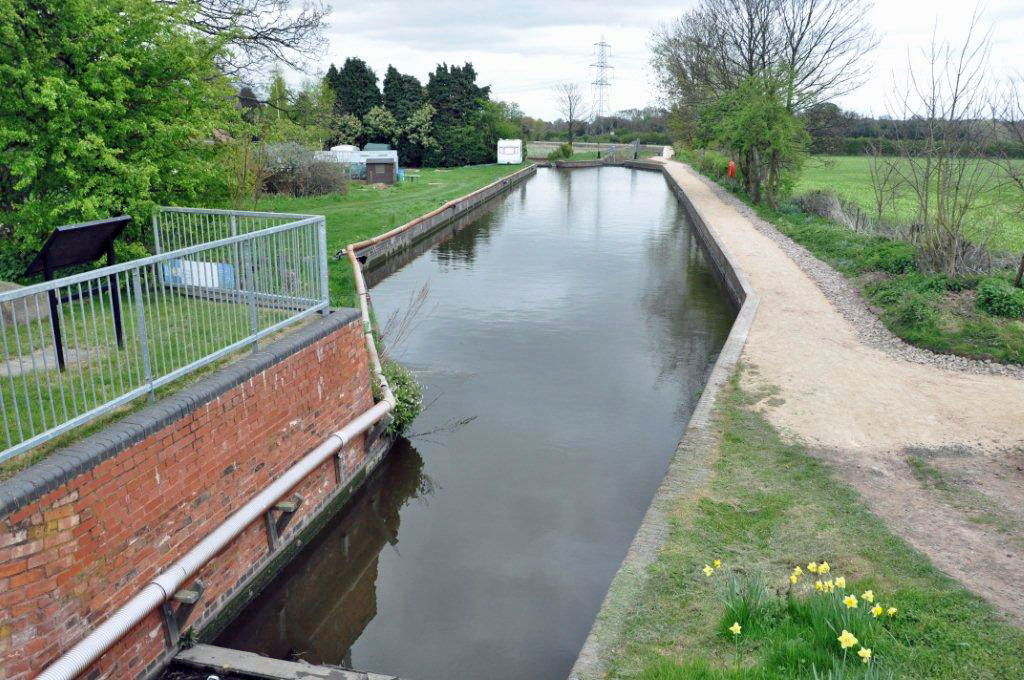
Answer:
[0,207,329,464]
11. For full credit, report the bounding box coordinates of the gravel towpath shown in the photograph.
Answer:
[658,159,1024,621]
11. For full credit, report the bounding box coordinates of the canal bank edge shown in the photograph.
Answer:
[352,164,537,267]
[567,159,761,680]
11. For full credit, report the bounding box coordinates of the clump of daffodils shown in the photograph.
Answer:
[704,558,900,671]
[787,560,900,669]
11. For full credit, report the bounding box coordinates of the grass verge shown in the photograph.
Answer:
[675,147,1024,365]
[605,373,1024,679]
[256,164,527,306]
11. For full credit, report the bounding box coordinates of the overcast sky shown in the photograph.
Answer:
[307,1,1023,120]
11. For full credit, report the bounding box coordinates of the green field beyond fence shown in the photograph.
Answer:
[795,156,1024,253]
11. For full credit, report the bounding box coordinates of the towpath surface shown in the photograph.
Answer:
[656,158,1024,620]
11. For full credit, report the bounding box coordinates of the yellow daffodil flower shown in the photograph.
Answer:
[790,573,799,585]
[729,621,742,635]
[825,579,835,592]
[843,594,859,609]
[887,607,898,617]
[793,565,803,575]
[818,561,830,575]
[871,605,883,618]
[862,590,874,603]
[837,629,858,649]
[814,580,824,591]
[713,559,722,568]
[808,561,818,573]
[858,647,872,663]
[703,564,714,577]
[834,576,846,589]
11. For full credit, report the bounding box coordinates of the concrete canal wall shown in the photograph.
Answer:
[568,160,760,679]
[354,164,536,267]
[0,310,378,680]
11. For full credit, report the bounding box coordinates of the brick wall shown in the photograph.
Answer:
[0,309,376,680]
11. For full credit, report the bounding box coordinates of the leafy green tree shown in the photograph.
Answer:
[697,75,810,206]
[0,0,237,278]
[395,103,437,166]
[362,105,400,147]
[267,66,291,119]
[383,66,425,124]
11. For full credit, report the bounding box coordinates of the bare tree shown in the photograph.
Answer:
[992,78,1024,286]
[651,0,877,113]
[886,14,998,276]
[867,140,901,223]
[159,0,330,76]
[553,83,588,143]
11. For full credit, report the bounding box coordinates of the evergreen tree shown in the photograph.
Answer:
[383,66,425,124]
[426,62,490,129]
[331,57,381,120]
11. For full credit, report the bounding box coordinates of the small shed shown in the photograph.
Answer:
[366,158,396,185]
[497,139,523,164]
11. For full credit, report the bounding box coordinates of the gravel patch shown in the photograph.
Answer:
[698,176,1024,380]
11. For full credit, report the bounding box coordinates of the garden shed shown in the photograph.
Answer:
[366,158,396,185]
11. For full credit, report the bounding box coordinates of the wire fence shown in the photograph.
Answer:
[0,208,329,464]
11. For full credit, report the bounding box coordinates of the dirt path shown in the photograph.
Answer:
[658,159,1024,621]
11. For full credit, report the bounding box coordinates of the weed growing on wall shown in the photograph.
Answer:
[381,360,422,436]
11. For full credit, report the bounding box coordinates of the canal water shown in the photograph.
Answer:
[216,167,735,679]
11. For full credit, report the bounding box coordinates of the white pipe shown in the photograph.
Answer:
[36,246,395,680]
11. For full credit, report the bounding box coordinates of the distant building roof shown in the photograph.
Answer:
[363,143,391,151]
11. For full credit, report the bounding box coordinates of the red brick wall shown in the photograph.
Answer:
[0,314,374,680]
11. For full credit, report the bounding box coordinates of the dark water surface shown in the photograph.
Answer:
[216,167,735,679]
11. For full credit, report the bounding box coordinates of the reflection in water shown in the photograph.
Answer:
[220,167,735,680]
[215,441,432,666]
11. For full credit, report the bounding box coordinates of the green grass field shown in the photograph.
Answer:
[607,374,1024,679]
[794,156,1024,252]
[256,164,525,305]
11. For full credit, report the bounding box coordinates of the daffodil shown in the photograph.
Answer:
[814,580,824,592]
[792,565,803,576]
[703,564,714,576]
[834,576,846,589]
[790,572,800,585]
[825,579,835,592]
[887,607,898,617]
[862,590,874,603]
[843,594,859,609]
[837,629,858,649]
[871,605,883,618]
[858,647,872,664]
[818,561,830,575]
[713,559,722,568]
[729,621,742,635]
[808,561,819,573]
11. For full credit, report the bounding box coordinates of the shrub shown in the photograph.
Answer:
[862,240,916,275]
[559,142,573,159]
[547,149,562,162]
[264,147,347,197]
[381,360,422,436]
[976,278,1024,318]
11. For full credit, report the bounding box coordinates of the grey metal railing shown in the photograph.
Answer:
[0,207,329,464]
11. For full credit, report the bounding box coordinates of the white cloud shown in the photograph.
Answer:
[289,0,1024,120]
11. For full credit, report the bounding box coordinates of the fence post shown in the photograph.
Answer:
[317,218,330,313]
[132,269,154,403]
[241,238,259,350]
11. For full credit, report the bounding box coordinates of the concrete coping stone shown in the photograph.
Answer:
[0,308,360,519]
[174,644,403,680]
